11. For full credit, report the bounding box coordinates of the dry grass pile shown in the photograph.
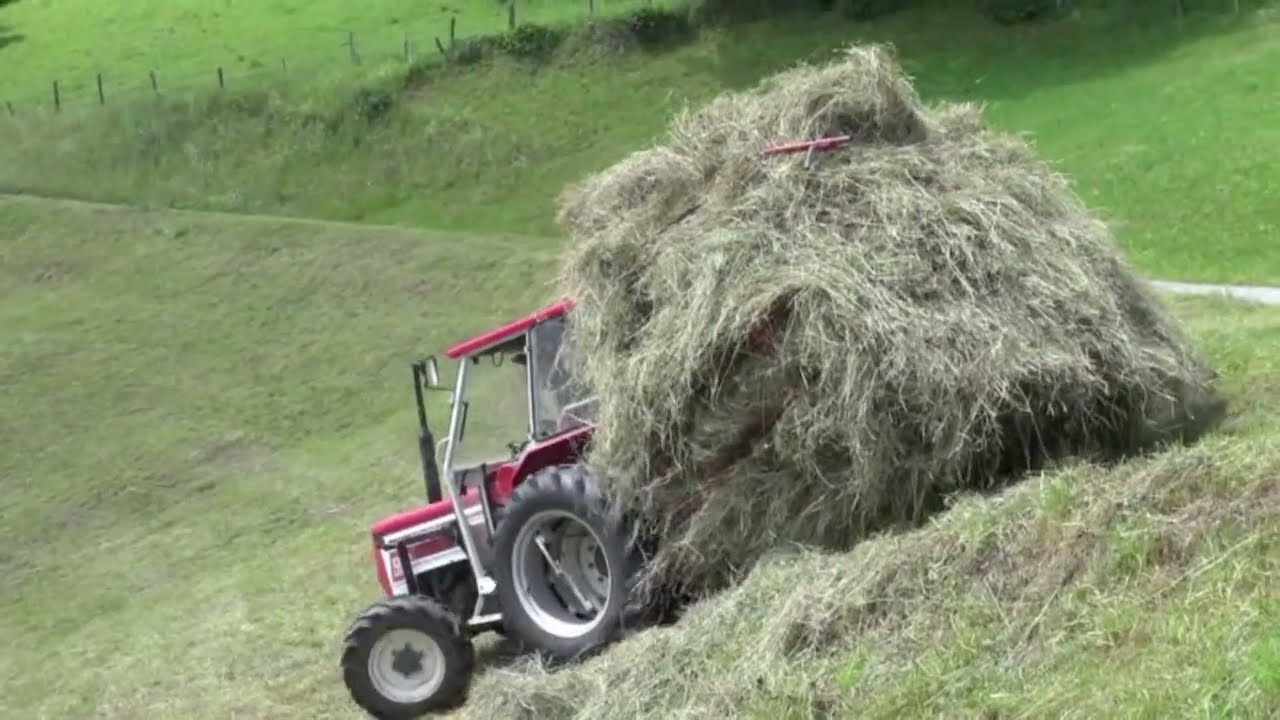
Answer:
[553,44,1225,602]
[463,426,1280,719]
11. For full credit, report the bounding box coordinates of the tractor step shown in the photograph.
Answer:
[467,612,503,630]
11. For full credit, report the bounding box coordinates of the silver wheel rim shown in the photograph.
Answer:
[511,509,612,640]
[367,628,447,705]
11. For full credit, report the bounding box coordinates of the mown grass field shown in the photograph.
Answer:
[0,195,1275,719]
[1,3,1277,283]
[0,195,550,718]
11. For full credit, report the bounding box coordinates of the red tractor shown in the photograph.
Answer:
[340,298,642,719]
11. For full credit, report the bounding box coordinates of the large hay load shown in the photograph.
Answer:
[553,45,1223,603]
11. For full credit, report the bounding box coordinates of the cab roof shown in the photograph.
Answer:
[443,297,574,359]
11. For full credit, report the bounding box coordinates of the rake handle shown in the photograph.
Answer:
[761,135,852,156]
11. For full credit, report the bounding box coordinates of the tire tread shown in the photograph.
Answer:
[490,463,636,662]
[340,595,474,719]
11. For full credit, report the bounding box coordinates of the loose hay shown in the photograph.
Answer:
[552,44,1224,603]
[464,435,1279,719]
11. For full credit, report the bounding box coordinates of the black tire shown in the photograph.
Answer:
[490,464,640,661]
[341,596,475,719]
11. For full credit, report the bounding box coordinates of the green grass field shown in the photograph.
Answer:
[0,195,552,718]
[2,1,1279,718]
[1,3,1278,283]
[0,0,670,106]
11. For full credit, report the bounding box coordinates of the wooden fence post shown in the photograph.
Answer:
[150,70,158,94]
[217,67,225,89]
[52,81,61,112]
[588,0,595,15]
[404,32,411,62]
[347,30,360,64]
[97,72,105,105]
[449,17,456,48]
[5,101,13,117]
[508,2,516,29]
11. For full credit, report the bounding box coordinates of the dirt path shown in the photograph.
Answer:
[3,192,1279,305]
[0,191,548,244]
[1146,279,1280,306]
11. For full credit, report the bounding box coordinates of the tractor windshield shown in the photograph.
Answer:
[449,344,529,470]
[528,315,592,440]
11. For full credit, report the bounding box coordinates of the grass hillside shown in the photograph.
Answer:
[1,3,1278,284]
[0,196,1275,719]
[0,0,671,105]
[2,2,1279,719]
[0,195,550,718]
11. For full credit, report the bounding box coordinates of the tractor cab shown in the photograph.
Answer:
[433,297,597,500]
[375,298,598,596]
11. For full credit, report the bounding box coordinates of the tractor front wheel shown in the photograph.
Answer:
[490,464,639,661]
[341,596,474,719]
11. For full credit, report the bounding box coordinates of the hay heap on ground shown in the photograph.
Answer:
[553,44,1224,603]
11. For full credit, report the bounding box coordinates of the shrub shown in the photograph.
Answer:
[689,0,829,26]
[690,0,910,26]
[496,22,566,60]
[835,0,911,20]
[981,0,1059,25]
[623,7,698,49]
[349,87,395,125]
[446,36,492,66]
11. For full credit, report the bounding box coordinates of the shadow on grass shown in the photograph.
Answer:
[474,635,531,670]
[699,2,1270,103]
[0,25,23,53]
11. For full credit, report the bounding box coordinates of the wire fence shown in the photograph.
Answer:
[0,0,672,117]
[1,0,1254,117]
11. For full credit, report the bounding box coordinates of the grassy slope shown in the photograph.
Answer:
[1,4,1277,283]
[1,3,1279,719]
[0,0,670,105]
[0,196,551,718]
[0,197,1277,720]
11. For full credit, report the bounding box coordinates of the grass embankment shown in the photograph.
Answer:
[0,196,1276,719]
[1,3,1278,284]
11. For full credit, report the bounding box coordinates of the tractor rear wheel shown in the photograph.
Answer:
[341,596,474,719]
[490,464,640,661]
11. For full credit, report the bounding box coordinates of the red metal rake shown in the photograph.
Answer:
[761,135,852,167]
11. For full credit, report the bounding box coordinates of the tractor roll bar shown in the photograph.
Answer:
[412,359,444,504]
[438,358,497,599]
